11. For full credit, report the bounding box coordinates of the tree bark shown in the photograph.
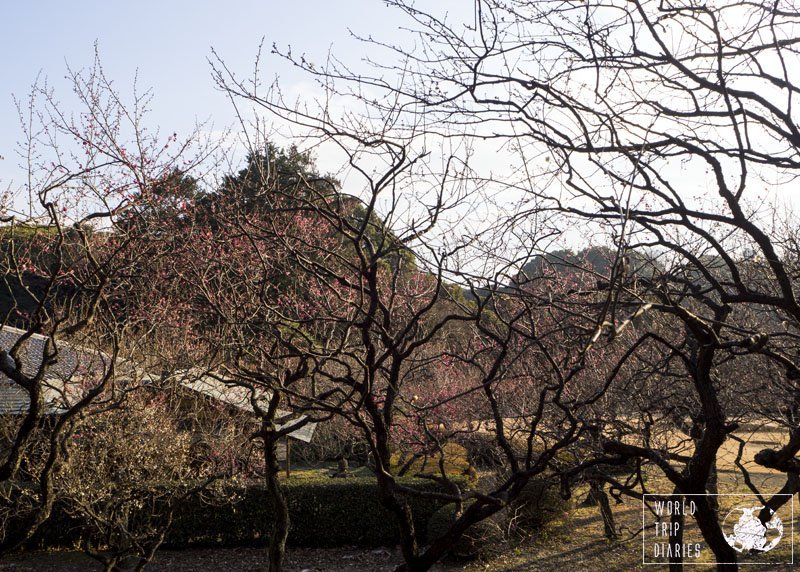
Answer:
[264,420,290,572]
[668,493,685,572]
[376,475,421,572]
[693,496,737,571]
[590,480,617,541]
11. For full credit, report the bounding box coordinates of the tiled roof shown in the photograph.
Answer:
[0,326,111,415]
[178,371,316,443]
[0,329,317,444]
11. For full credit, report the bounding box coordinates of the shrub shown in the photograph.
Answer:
[509,479,569,534]
[426,478,568,560]
[427,501,507,560]
[457,432,506,470]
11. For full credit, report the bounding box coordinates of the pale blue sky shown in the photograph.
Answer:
[0,1,462,187]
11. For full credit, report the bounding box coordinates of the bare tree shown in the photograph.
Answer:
[0,52,212,553]
[200,53,651,569]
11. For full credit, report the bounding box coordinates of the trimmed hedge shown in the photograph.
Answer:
[168,476,467,547]
[30,475,468,549]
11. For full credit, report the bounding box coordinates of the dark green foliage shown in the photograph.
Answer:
[28,476,468,550]
[0,272,51,327]
[215,144,334,215]
[426,501,500,560]
[0,225,87,326]
[516,245,660,285]
[427,479,567,560]
[168,476,466,548]
[518,246,617,281]
[509,479,569,532]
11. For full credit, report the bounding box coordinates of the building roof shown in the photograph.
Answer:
[178,372,316,443]
[0,326,111,415]
[0,328,317,444]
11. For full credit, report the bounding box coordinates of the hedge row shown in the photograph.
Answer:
[168,476,467,547]
[31,475,468,549]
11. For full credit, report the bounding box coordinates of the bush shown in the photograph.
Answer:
[427,500,506,560]
[458,432,506,470]
[509,479,569,534]
[426,478,568,560]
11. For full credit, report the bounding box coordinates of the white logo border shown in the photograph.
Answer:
[641,493,794,566]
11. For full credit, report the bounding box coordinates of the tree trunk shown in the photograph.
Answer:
[264,421,289,572]
[400,500,503,572]
[669,493,685,572]
[590,481,617,540]
[376,475,420,572]
[693,496,737,571]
